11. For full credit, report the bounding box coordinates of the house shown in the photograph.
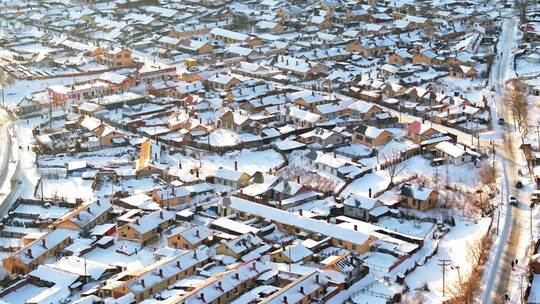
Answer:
[271,244,313,263]
[434,141,480,165]
[303,150,349,175]
[389,49,413,65]
[55,199,112,232]
[150,186,191,208]
[412,49,440,65]
[397,183,438,211]
[117,210,175,244]
[206,74,241,91]
[215,232,265,259]
[213,168,251,189]
[163,260,269,304]
[322,253,366,285]
[220,110,253,133]
[348,100,383,120]
[95,124,126,147]
[222,196,377,254]
[255,20,285,33]
[167,225,212,250]
[272,55,328,79]
[102,247,210,302]
[210,28,262,46]
[353,124,393,147]
[298,127,348,147]
[3,229,74,274]
[97,48,132,67]
[179,39,214,55]
[285,106,323,128]
[406,120,441,143]
[258,270,334,304]
[343,194,380,222]
[450,65,478,78]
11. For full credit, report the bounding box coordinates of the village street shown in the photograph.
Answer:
[0,110,13,209]
[480,12,535,303]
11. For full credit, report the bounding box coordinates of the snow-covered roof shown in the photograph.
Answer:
[225,196,373,246]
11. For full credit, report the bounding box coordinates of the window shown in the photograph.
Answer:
[352,244,357,250]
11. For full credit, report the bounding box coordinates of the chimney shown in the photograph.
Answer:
[141,279,145,287]
[283,296,288,304]
[176,261,181,268]
[368,188,372,198]
[300,286,305,294]
[315,274,320,284]
[172,187,175,196]
[160,211,164,219]
[354,224,358,231]
[42,239,47,248]
[296,176,300,184]
[299,209,303,216]
[135,219,140,225]
[27,248,33,258]
[199,293,205,302]
[195,229,200,238]
[234,161,238,171]
[193,250,198,259]
[216,281,224,291]
[179,162,182,169]
[251,261,257,271]
[234,273,240,280]
[97,200,101,206]
[159,269,164,277]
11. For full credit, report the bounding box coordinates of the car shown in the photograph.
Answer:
[509,195,518,206]
[516,180,523,188]
[498,118,505,125]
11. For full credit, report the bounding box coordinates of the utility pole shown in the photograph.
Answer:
[438,259,451,298]
[451,265,462,285]
[531,202,534,238]
[518,272,527,304]
[536,125,540,148]
[497,204,501,235]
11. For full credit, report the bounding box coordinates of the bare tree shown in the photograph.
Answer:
[0,70,14,108]
[515,0,528,23]
[477,161,498,193]
[402,292,426,304]
[380,149,405,186]
[506,79,529,140]
[446,232,493,304]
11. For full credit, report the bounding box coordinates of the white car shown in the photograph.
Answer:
[509,195,517,206]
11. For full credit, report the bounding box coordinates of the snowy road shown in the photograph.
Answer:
[481,14,531,304]
[0,111,12,202]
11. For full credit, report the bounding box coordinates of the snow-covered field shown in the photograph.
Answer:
[405,217,491,302]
